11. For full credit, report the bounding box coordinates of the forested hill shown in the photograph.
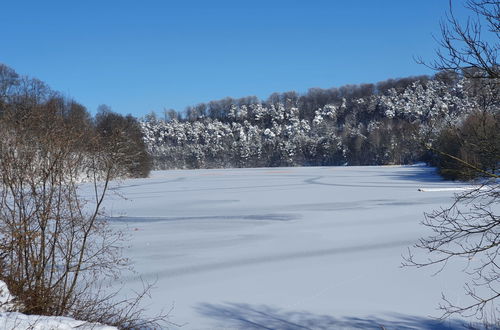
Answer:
[140,73,499,179]
[2,61,496,180]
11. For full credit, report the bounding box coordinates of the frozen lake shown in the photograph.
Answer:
[103,165,476,329]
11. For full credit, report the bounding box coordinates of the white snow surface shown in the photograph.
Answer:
[0,281,17,313]
[0,313,117,330]
[418,186,486,192]
[0,280,116,330]
[101,165,486,329]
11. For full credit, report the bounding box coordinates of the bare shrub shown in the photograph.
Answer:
[0,72,167,328]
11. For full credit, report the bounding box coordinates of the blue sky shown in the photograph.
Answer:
[1,1,474,117]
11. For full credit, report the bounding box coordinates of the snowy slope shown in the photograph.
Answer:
[102,165,483,329]
[0,313,117,330]
[0,281,117,330]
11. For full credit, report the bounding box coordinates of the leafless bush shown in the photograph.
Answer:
[0,78,168,328]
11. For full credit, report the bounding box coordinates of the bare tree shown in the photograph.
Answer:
[405,0,500,322]
[404,182,500,320]
[0,100,119,311]
[0,68,167,328]
[418,0,499,79]
[95,106,152,178]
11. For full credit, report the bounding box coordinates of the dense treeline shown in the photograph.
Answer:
[2,62,496,181]
[141,72,498,179]
[431,76,499,180]
[0,64,152,179]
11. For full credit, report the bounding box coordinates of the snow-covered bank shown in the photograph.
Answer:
[0,281,116,330]
[101,165,486,329]
[0,313,116,330]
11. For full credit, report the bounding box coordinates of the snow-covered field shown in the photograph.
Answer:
[103,165,479,329]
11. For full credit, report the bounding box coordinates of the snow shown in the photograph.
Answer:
[418,186,485,192]
[0,281,17,313]
[102,165,485,329]
[0,280,116,330]
[0,313,117,330]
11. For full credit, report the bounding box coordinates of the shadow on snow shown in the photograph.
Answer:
[196,302,481,330]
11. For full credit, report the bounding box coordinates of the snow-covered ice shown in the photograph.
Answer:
[102,165,483,329]
[417,186,486,192]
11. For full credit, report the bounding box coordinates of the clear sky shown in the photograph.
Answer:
[0,1,474,117]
